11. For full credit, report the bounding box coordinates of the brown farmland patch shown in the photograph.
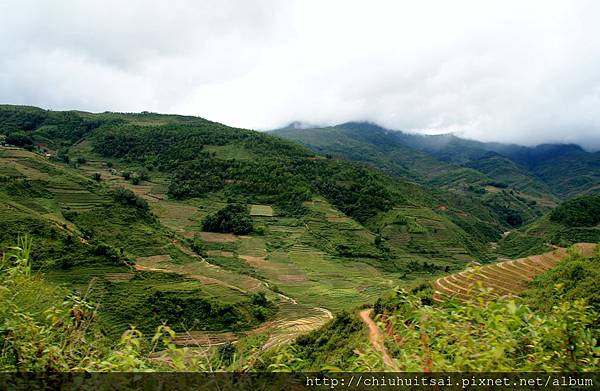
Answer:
[326,216,352,223]
[239,255,268,267]
[174,331,238,346]
[198,232,238,243]
[432,243,598,303]
[278,274,308,282]
[106,273,134,282]
[136,254,172,265]
[206,250,234,257]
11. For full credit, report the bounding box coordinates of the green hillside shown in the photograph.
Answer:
[0,105,519,350]
[274,121,600,201]
[498,194,600,257]
[1,106,598,373]
[272,122,556,228]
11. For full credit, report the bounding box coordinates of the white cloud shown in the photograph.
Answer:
[1,0,600,149]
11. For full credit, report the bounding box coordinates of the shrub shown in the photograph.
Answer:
[62,210,78,222]
[0,238,216,371]
[550,194,600,227]
[202,204,253,235]
[111,187,149,211]
[6,132,33,147]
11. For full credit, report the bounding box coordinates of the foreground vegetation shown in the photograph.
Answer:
[2,238,599,372]
[0,238,278,371]
[263,247,600,372]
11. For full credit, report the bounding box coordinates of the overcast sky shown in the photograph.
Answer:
[1,0,600,149]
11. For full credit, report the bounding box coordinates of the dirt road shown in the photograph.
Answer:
[359,309,398,370]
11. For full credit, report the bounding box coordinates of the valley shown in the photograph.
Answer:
[0,105,598,372]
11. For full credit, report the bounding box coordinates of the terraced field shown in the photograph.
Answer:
[432,243,598,302]
[172,302,333,351]
[1,147,460,354]
[49,187,107,211]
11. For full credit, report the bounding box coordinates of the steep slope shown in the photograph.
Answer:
[0,105,516,346]
[498,193,600,257]
[392,131,600,200]
[272,122,451,181]
[433,243,597,302]
[272,122,555,227]
[274,121,600,202]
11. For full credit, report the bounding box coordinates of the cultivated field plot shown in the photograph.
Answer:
[432,243,598,302]
[249,204,274,217]
[50,188,107,211]
[380,206,478,262]
[134,251,265,296]
[172,301,333,350]
[152,200,200,232]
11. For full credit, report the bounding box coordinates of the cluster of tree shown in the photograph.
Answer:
[550,193,600,227]
[484,199,524,228]
[90,122,414,222]
[0,106,106,147]
[525,248,600,313]
[202,203,254,235]
[483,181,508,188]
[5,132,34,148]
[2,177,52,198]
[148,289,275,332]
[111,187,150,212]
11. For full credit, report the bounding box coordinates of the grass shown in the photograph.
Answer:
[203,144,255,161]
[497,214,600,257]
[250,204,274,217]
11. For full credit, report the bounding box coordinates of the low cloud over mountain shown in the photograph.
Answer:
[1,0,600,149]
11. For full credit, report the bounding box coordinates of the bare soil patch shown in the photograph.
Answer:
[136,254,173,265]
[206,250,234,257]
[198,232,238,243]
[278,274,308,282]
[239,255,268,267]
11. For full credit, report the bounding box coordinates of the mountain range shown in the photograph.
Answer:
[1,105,599,372]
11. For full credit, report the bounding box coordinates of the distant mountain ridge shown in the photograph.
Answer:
[272,121,600,200]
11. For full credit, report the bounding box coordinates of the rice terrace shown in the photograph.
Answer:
[1,2,600,387]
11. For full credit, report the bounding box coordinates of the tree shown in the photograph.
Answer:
[6,132,33,147]
[112,187,149,211]
[202,203,253,235]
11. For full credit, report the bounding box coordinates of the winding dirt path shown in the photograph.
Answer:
[359,309,398,370]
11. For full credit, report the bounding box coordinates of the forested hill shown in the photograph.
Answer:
[1,104,529,272]
[0,105,502,232]
[0,104,528,352]
[272,123,555,229]
[1,105,598,372]
[273,121,600,200]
